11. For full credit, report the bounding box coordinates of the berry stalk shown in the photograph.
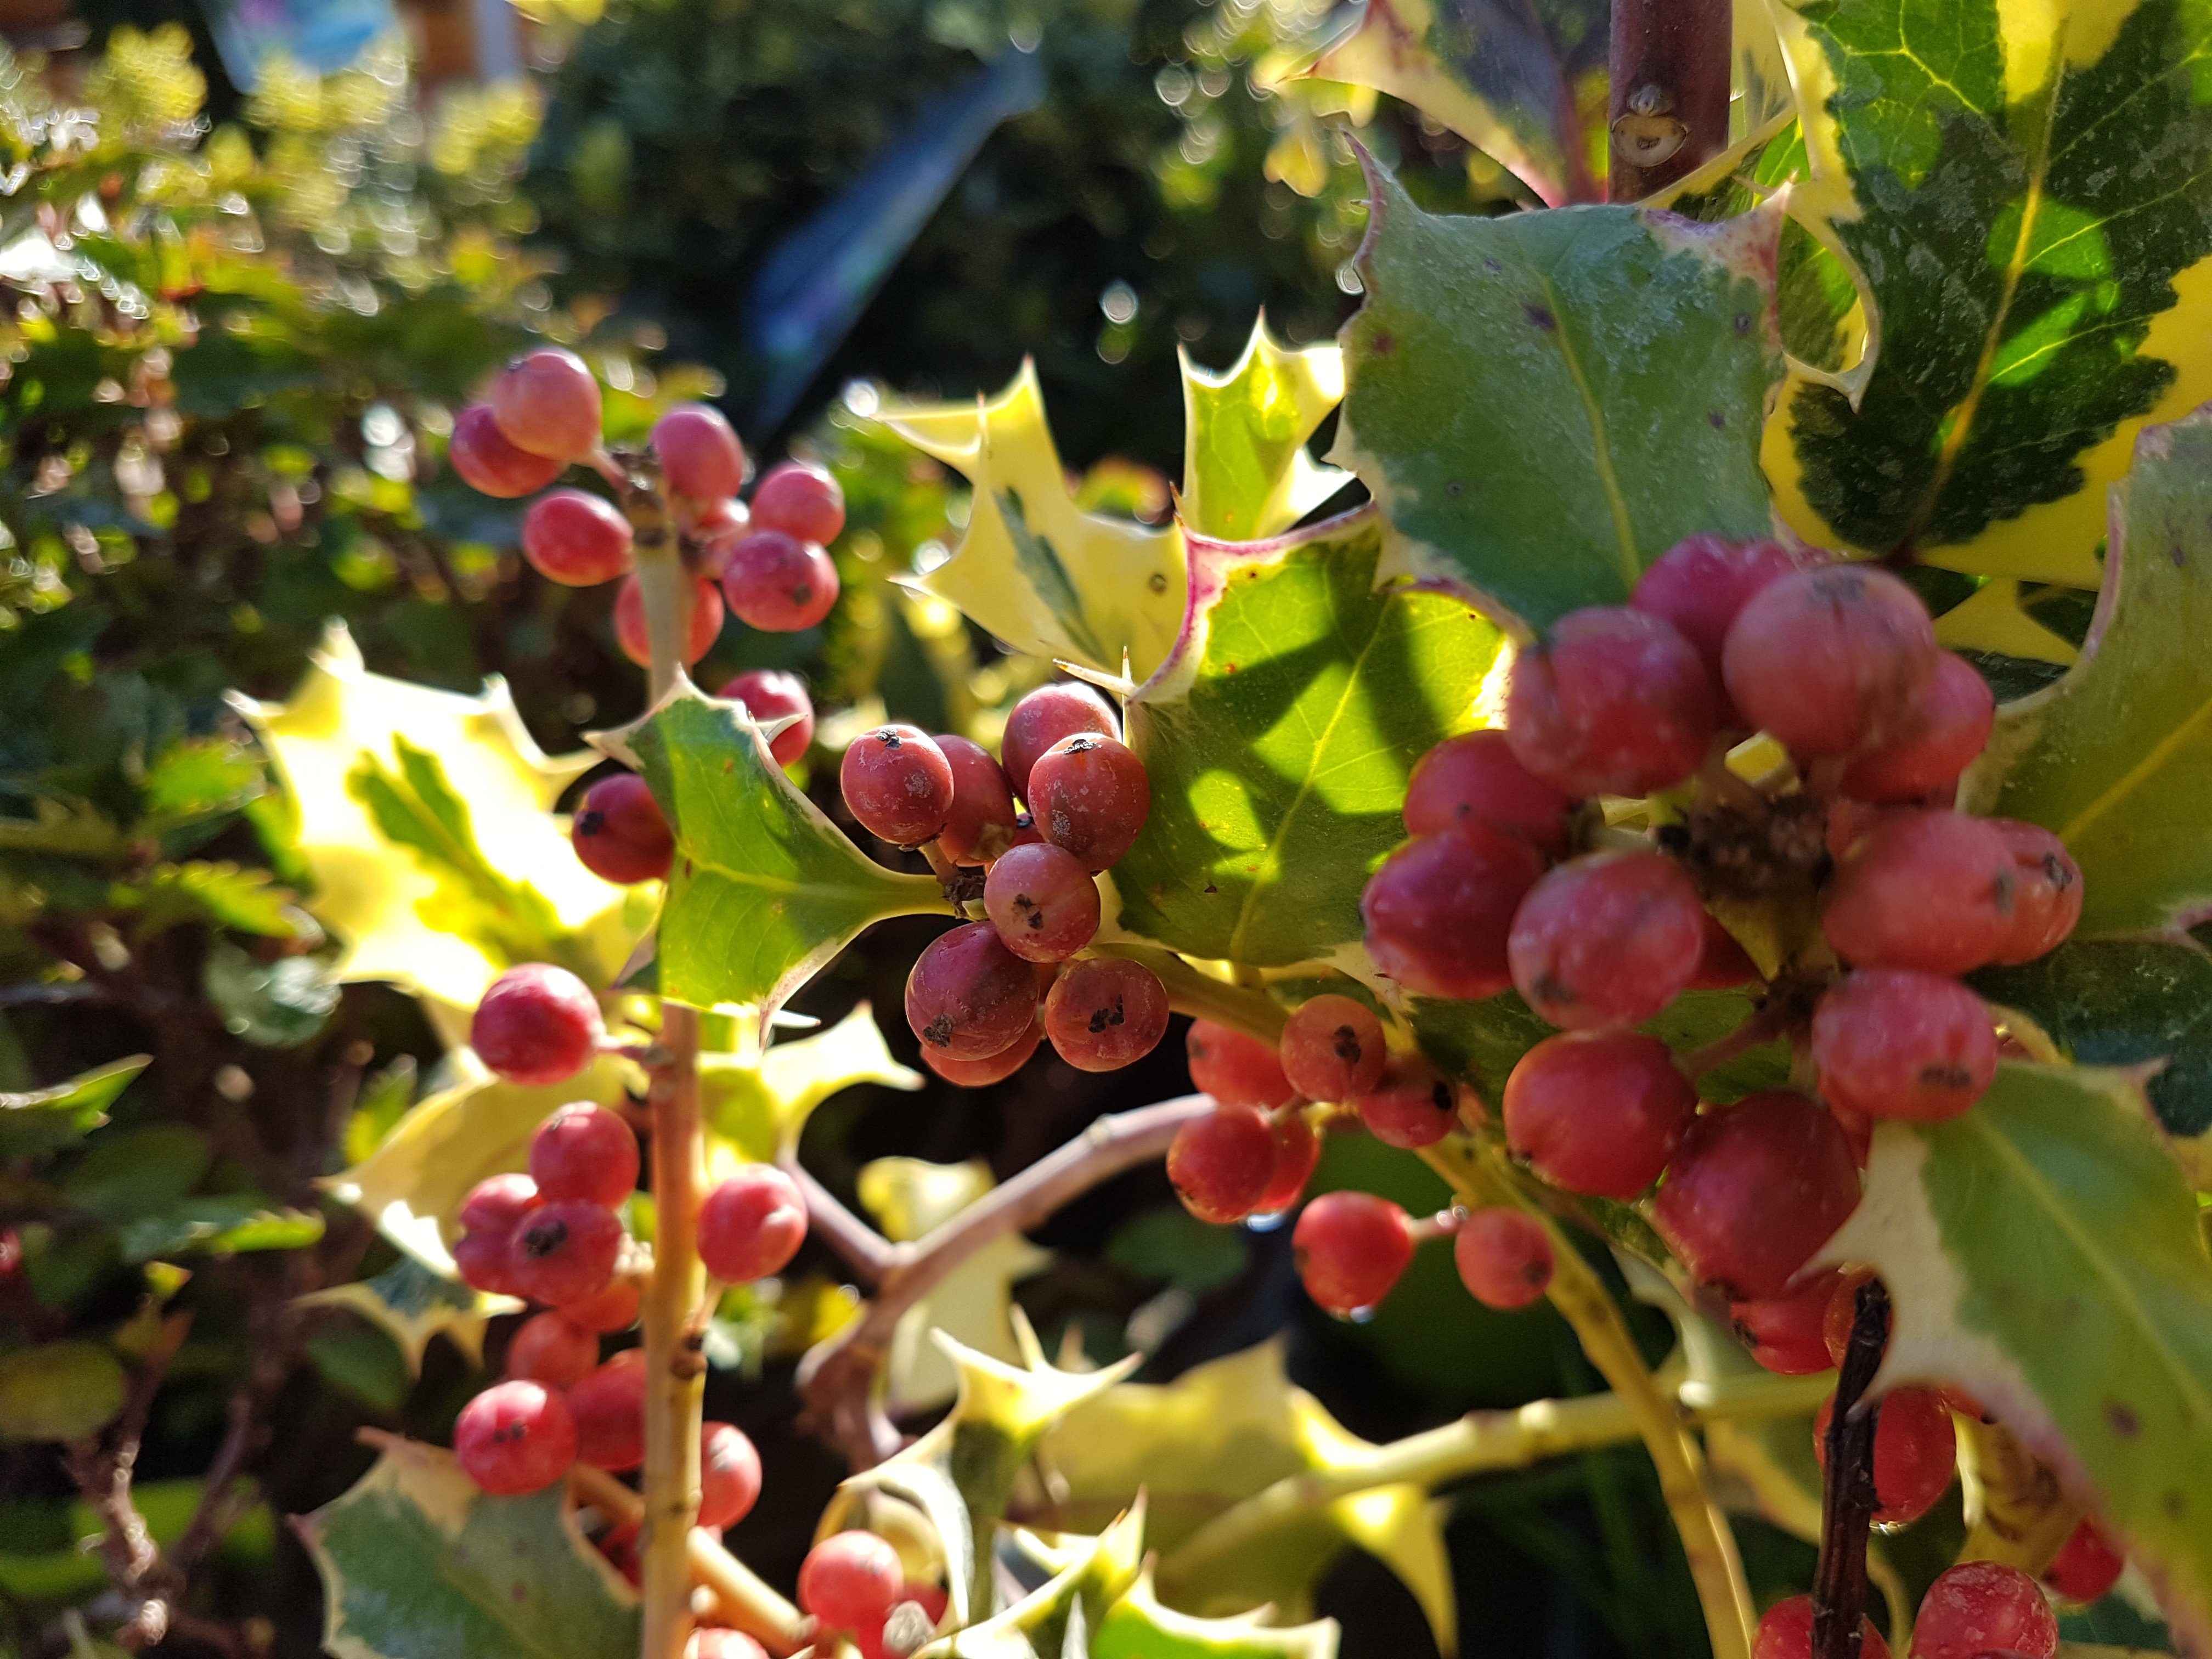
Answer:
[1813,1279,1889,1659]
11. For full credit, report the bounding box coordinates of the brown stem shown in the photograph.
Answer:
[66,1310,194,1647]
[782,1158,899,1285]
[1607,0,1732,199]
[1814,1278,1891,1659]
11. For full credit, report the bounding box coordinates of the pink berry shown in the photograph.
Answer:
[1505,606,1718,797]
[1987,820,2083,965]
[1001,684,1118,803]
[1454,1209,1554,1309]
[1293,1191,1414,1314]
[698,1420,763,1528]
[1042,956,1170,1071]
[1653,1091,1862,1300]
[1186,1020,1294,1110]
[1507,852,1706,1031]
[920,1018,1041,1086]
[751,460,845,544]
[718,669,815,766]
[1687,911,1762,989]
[1255,1109,1322,1214]
[461,1172,542,1238]
[506,1312,599,1389]
[1167,1103,1277,1223]
[651,403,747,500]
[1814,1385,1957,1526]
[562,1276,642,1334]
[450,404,563,498]
[523,489,634,586]
[1354,1053,1457,1148]
[509,1201,624,1308]
[454,1379,578,1494]
[1730,1268,1848,1376]
[472,965,603,1086]
[721,530,839,632]
[571,772,673,885]
[799,1532,905,1634]
[1822,811,2018,974]
[1503,1031,1695,1199]
[1722,563,1938,757]
[569,1350,647,1471]
[454,1232,521,1296]
[905,922,1035,1060]
[1278,995,1386,1101]
[1912,1562,2058,1659]
[1028,734,1151,870]
[614,574,724,668]
[1752,1594,1889,1659]
[842,725,956,848]
[1403,729,1577,854]
[936,735,1019,866]
[531,1102,641,1208]
[1813,969,1997,1123]
[1841,651,1995,802]
[1362,826,1544,1000]
[491,348,602,460]
[2044,1516,2125,1604]
[1631,533,1816,718]
[698,1165,808,1282]
[983,841,1101,962]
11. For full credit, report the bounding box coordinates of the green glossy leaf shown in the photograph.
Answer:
[604,681,946,1014]
[65,1123,212,1221]
[137,737,264,831]
[1764,0,2212,586]
[1821,1063,2212,1649]
[1093,1570,1339,1659]
[1116,507,1503,965]
[1180,319,1346,541]
[201,939,340,1047]
[0,1342,126,1442]
[1333,163,1786,632]
[306,1323,411,1412]
[116,1197,325,1262]
[1966,408,2212,934]
[296,1255,499,1375]
[0,1056,148,1157]
[116,861,303,939]
[302,1438,635,1659]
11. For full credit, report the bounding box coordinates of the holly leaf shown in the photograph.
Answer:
[1819,1063,2212,1651]
[1763,0,2212,586]
[0,1342,126,1442]
[911,1502,1146,1659]
[601,680,946,1017]
[0,1054,148,1158]
[1180,318,1347,542]
[1093,1568,1340,1659]
[234,623,651,1007]
[296,1256,500,1375]
[1333,162,1786,633]
[1966,408,2212,936]
[115,861,304,939]
[1115,506,1504,966]
[881,362,1187,679]
[301,1436,636,1659]
[702,1004,921,1166]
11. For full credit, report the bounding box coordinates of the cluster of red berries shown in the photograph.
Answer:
[448,345,848,669]
[836,682,1165,1082]
[1752,1542,2122,1659]
[791,1531,949,1659]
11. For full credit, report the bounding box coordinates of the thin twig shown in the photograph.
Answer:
[66,1310,193,1649]
[1813,1279,1889,1659]
[782,1158,899,1285]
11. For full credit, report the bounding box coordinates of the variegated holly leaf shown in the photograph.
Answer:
[1966,407,2212,937]
[1819,1063,2212,1651]
[599,680,947,1017]
[1093,1569,1340,1659]
[1180,318,1347,541]
[702,1004,921,1167]
[234,623,653,1007]
[1333,162,1785,633]
[295,1256,501,1375]
[302,1436,636,1659]
[1762,0,2212,588]
[881,363,1187,679]
[1115,507,1503,966]
[912,1502,1146,1659]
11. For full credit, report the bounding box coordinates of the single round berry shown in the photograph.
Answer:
[1730,1268,1847,1376]
[461,1172,542,1238]
[1630,533,1817,698]
[1505,606,1718,797]
[651,403,747,500]
[842,725,956,848]
[1722,563,1938,757]
[569,1350,647,1471]
[920,1019,1041,1086]
[506,1311,599,1389]
[563,1276,642,1334]
[491,347,601,460]
[455,1379,578,1494]
[689,1632,769,1659]
[698,1420,763,1529]
[523,489,634,586]
[1821,1269,1884,1368]
[2044,1517,2125,1604]
[615,574,724,668]
[751,460,845,544]
[472,965,604,1086]
[509,1200,624,1308]
[1279,995,1387,1101]
[1363,826,1545,1001]
[718,669,815,766]
[1504,1031,1696,1199]
[722,530,839,633]
[455,1232,521,1296]
[693,494,749,541]
[1167,1103,1278,1223]
[1822,811,2018,974]
[1029,733,1151,870]
[983,842,1101,962]
[1353,1053,1457,1149]
[1454,1209,1554,1309]
[1841,650,1995,802]
[1293,1192,1414,1314]
[1403,729,1576,854]
[1813,969,1996,1123]
[1043,956,1170,1071]
[450,404,563,497]
[1508,852,1706,1031]
[936,735,1019,866]
[1751,1594,1890,1659]
[799,1531,906,1633]
[1001,683,1119,803]
[1987,819,2083,966]
[571,772,674,886]
[1912,1562,2059,1659]
[697,1165,808,1283]
[1653,1091,1862,1300]
[531,1102,641,1209]
[1814,1385,1956,1525]
[1255,1108,1321,1214]
[1186,1020,1294,1110]
[905,922,1036,1060]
